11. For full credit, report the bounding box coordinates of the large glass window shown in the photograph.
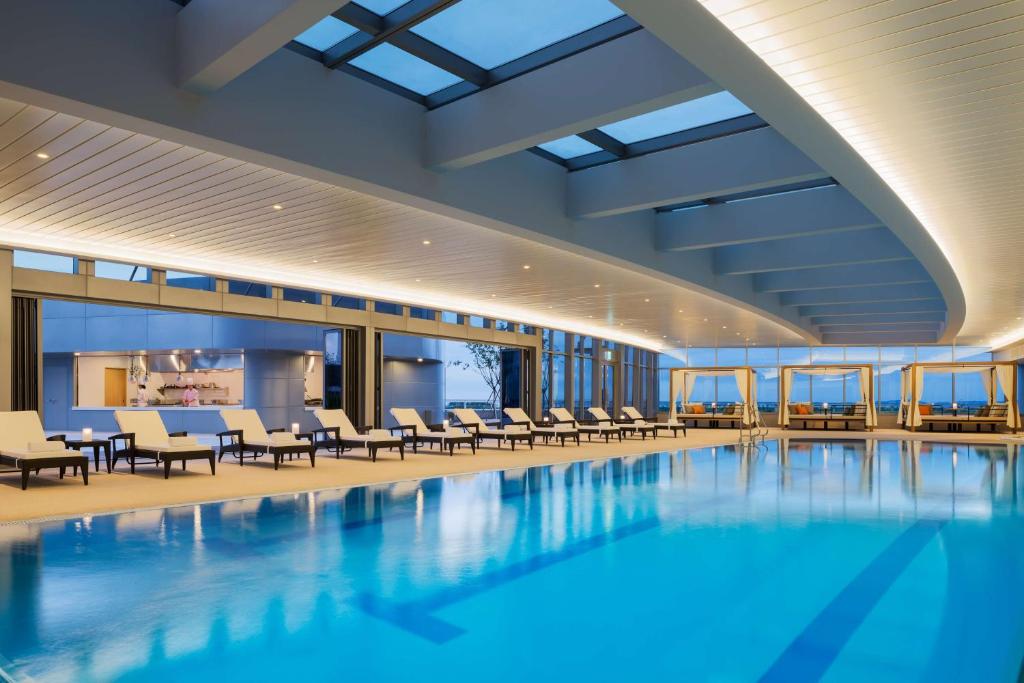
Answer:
[599,92,752,144]
[229,280,272,298]
[410,0,624,70]
[166,270,216,291]
[94,261,150,282]
[283,288,320,304]
[14,250,75,273]
[349,43,462,96]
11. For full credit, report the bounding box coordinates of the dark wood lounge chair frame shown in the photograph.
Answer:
[0,435,89,490]
[389,423,477,455]
[459,421,534,450]
[216,428,316,469]
[110,430,217,478]
[613,418,658,439]
[511,420,579,446]
[560,417,623,443]
[311,425,405,462]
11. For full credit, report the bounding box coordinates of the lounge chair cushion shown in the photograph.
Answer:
[115,410,172,445]
[0,411,55,454]
[270,432,299,446]
[169,435,198,447]
[686,404,705,414]
[314,408,361,438]
[28,440,64,453]
[1,448,82,461]
[919,404,933,416]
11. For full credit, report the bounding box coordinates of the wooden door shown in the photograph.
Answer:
[104,368,127,407]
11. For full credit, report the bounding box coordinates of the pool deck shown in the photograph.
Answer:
[1,428,1019,523]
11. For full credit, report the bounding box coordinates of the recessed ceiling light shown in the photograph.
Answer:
[593,284,600,288]
[523,264,531,270]
[677,309,683,313]
[416,358,423,363]
[35,152,49,159]
[722,325,728,329]
[643,329,648,333]
[703,318,708,322]
[422,240,431,245]
[662,335,667,339]
[169,233,176,238]
[312,259,319,263]
[272,204,283,210]
[414,278,421,282]
[644,298,650,303]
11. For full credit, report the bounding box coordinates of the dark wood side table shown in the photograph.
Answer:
[65,439,112,473]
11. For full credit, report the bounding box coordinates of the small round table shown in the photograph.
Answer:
[66,439,112,473]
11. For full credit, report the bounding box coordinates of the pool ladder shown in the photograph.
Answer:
[739,404,769,448]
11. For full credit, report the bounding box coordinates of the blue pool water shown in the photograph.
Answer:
[1,439,1023,682]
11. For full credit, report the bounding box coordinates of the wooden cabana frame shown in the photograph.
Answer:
[901,361,1021,433]
[779,364,877,430]
[667,366,759,427]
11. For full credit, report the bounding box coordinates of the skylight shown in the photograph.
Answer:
[294,16,358,52]
[349,43,462,95]
[410,0,624,69]
[354,0,410,14]
[599,92,753,144]
[537,135,602,160]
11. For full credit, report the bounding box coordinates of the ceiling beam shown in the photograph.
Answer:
[822,331,940,344]
[779,282,942,307]
[714,227,912,276]
[176,0,346,93]
[323,0,459,68]
[655,185,880,251]
[754,261,933,293]
[800,300,946,318]
[568,127,826,219]
[808,311,948,326]
[424,30,717,170]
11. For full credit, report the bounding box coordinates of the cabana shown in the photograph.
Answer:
[667,367,760,428]
[901,361,1021,433]
[779,365,877,431]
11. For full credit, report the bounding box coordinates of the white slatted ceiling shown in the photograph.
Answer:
[0,97,803,349]
[699,0,1024,346]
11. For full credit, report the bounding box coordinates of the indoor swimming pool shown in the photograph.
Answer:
[1,439,1022,682]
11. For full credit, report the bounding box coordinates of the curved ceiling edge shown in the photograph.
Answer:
[612,0,967,344]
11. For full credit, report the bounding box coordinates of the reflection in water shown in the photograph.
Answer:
[0,439,1021,682]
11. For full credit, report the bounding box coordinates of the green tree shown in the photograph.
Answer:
[448,343,503,411]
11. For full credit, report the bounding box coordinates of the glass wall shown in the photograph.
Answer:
[541,330,568,414]
[575,335,594,419]
[657,345,993,413]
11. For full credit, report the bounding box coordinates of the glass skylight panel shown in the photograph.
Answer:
[537,135,602,160]
[354,0,410,15]
[294,16,358,52]
[409,0,624,69]
[349,43,462,95]
[599,92,753,144]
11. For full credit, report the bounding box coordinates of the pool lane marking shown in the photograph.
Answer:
[354,516,662,644]
[758,519,947,683]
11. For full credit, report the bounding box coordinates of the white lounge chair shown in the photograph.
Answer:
[589,407,656,439]
[452,408,533,450]
[550,407,622,443]
[313,408,404,461]
[389,408,476,455]
[112,410,216,478]
[218,410,315,469]
[623,406,685,437]
[0,411,88,489]
[503,407,579,446]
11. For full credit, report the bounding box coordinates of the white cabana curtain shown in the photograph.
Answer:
[780,367,794,427]
[668,368,758,426]
[907,365,926,427]
[898,368,908,425]
[994,364,1021,430]
[779,366,876,427]
[668,370,698,421]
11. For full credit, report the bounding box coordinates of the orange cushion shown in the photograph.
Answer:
[919,404,933,416]
[794,404,810,416]
[686,404,705,414]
